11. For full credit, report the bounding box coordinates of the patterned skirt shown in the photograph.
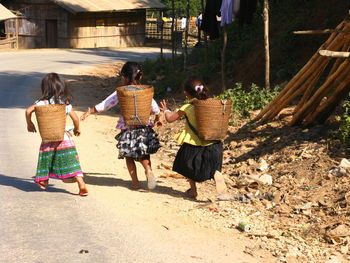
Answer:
[115,126,160,159]
[34,138,83,182]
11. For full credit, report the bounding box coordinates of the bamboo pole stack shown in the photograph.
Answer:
[254,15,350,126]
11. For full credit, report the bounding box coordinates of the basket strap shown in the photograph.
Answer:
[131,89,143,124]
[184,115,198,135]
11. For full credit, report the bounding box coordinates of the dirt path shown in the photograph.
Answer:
[68,62,350,263]
[68,64,276,262]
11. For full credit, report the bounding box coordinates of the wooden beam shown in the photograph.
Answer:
[319,50,350,58]
[293,29,350,35]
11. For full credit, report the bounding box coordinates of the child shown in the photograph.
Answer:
[160,76,231,199]
[80,61,161,190]
[25,73,88,196]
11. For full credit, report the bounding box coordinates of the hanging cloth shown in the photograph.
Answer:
[220,0,233,26]
[201,0,222,40]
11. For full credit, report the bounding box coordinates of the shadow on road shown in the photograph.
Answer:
[0,174,71,194]
[84,173,200,200]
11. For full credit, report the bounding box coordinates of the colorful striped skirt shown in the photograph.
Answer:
[34,138,83,182]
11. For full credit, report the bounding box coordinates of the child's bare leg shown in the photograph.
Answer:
[186,179,198,198]
[75,176,88,196]
[126,157,140,189]
[140,156,156,190]
[214,171,228,195]
[214,171,233,200]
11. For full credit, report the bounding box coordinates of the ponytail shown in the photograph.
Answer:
[183,76,209,100]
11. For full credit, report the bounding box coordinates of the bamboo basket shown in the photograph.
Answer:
[194,98,232,140]
[116,85,154,126]
[35,104,66,142]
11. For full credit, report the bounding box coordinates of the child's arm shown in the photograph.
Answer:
[81,92,118,121]
[25,105,37,132]
[160,100,185,123]
[80,106,97,121]
[69,109,81,136]
[151,99,162,127]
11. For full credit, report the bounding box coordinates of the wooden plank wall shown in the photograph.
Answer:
[4,0,69,48]
[69,11,146,48]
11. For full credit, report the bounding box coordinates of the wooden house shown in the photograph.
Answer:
[0,0,165,49]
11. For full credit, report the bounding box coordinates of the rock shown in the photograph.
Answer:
[257,159,269,171]
[328,224,350,237]
[339,158,350,168]
[329,158,350,177]
[259,174,273,185]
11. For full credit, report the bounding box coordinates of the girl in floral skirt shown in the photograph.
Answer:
[81,61,161,190]
[25,73,88,196]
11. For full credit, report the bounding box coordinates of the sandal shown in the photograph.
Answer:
[145,169,157,190]
[79,188,88,196]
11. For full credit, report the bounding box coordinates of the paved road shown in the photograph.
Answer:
[0,48,173,263]
[0,48,256,263]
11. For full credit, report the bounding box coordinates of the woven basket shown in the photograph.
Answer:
[35,104,66,142]
[194,98,232,140]
[116,85,154,126]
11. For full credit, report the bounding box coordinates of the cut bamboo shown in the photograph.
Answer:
[319,50,350,57]
[305,69,350,125]
[314,76,350,123]
[261,55,331,121]
[327,36,350,77]
[255,20,347,121]
[290,59,350,125]
[293,63,326,114]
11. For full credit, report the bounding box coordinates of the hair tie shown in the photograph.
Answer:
[195,85,204,93]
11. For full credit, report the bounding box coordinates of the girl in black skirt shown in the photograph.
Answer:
[160,76,230,199]
[81,62,161,190]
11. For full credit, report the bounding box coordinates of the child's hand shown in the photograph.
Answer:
[73,128,81,136]
[160,100,169,112]
[80,111,89,121]
[27,122,36,133]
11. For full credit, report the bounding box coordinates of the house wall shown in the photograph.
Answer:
[2,0,147,49]
[3,0,69,48]
[68,10,146,48]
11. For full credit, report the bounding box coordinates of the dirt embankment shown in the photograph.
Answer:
[68,63,350,263]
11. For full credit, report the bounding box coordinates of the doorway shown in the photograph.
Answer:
[45,19,57,48]
[0,21,5,39]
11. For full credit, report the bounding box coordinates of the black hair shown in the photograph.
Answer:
[40,73,72,104]
[120,61,142,85]
[183,76,209,100]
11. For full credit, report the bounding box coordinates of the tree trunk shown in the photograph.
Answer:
[263,0,270,89]
[221,25,228,92]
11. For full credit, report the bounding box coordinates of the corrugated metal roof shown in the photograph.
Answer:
[0,4,17,20]
[52,0,166,13]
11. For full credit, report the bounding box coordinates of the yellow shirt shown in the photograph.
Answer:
[175,102,216,146]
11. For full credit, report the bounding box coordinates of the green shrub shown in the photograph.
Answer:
[218,83,280,118]
[335,100,350,145]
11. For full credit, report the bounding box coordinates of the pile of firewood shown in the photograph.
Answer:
[255,14,350,126]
